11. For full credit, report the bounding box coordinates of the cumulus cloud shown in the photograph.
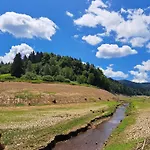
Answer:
[146,43,150,53]
[130,70,148,83]
[74,0,150,47]
[96,44,137,58]
[134,60,150,72]
[147,43,150,49]
[0,43,34,64]
[0,12,58,40]
[89,0,108,9]
[101,65,128,79]
[130,37,148,47]
[66,11,74,17]
[82,35,102,45]
[130,60,150,83]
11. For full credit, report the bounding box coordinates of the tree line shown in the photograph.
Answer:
[0,51,150,96]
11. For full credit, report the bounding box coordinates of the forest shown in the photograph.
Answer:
[0,51,150,96]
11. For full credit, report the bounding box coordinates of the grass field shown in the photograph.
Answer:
[104,96,150,150]
[0,101,118,150]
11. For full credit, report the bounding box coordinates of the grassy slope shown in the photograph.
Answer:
[0,101,118,150]
[104,97,150,150]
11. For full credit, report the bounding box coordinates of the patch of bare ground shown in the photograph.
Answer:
[0,104,107,130]
[126,110,150,141]
[0,82,117,106]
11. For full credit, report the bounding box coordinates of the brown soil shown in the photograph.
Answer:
[0,82,117,106]
[126,110,150,140]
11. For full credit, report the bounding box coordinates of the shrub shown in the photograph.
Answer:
[42,75,54,82]
[55,75,65,82]
[64,78,71,83]
[0,74,16,81]
[21,72,38,80]
[77,75,87,84]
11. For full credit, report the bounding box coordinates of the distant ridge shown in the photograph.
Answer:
[118,80,150,90]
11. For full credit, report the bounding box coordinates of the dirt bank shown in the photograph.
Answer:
[0,82,117,106]
[126,110,150,140]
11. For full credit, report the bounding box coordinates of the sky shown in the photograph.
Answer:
[0,0,150,83]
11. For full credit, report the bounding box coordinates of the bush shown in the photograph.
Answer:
[21,72,38,80]
[0,74,16,81]
[42,75,54,82]
[55,75,65,82]
[64,78,71,83]
[77,75,87,84]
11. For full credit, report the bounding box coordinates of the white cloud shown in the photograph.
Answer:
[88,0,108,10]
[116,9,150,43]
[101,65,128,79]
[74,0,150,47]
[147,43,150,49]
[74,13,99,27]
[130,37,148,47]
[130,60,150,83]
[130,70,148,83]
[82,35,102,45]
[0,43,34,64]
[146,43,150,53]
[66,11,74,17]
[134,60,150,72]
[96,44,137,58]
[74,34,79,38]
[0,12,58,40]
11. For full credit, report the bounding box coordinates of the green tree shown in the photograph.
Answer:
[77,75,87,84]
[61,67,74,80]
[43,64,51,75]
[11,53,24,77]
[26,60,33,73]
[87,73,95,85]
[42,53,50,65]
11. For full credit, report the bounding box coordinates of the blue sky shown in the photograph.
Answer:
[0,0,150,82]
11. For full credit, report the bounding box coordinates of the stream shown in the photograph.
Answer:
[52,104,128,150]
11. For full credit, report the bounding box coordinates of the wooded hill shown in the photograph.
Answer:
[0,51,150,96]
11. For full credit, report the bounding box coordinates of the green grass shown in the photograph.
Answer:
[0,101,118,150]
[44,91,56,95]
[0,74,16,81]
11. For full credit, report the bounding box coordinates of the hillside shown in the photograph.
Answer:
[119,80,150,90]
[0,82,117,106]
[0,52,150,96]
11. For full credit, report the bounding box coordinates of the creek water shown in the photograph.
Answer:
[53,104,128,150]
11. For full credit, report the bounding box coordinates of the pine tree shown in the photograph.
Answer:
[11,53,24,77]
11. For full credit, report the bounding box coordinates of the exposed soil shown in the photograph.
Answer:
[0,82,118,150]
[126,110,150,140]
[0,82,117,106]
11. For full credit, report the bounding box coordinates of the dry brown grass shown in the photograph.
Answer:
[0,82,117,106]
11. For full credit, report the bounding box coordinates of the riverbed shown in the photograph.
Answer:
[53,104,128,150]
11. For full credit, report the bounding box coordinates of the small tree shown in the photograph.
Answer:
[26,60,33,73]
[87,73,95,85]
[11,53,24,78]
[77,75,87,84]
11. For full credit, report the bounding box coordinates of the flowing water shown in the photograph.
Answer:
[53,104,128,150]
